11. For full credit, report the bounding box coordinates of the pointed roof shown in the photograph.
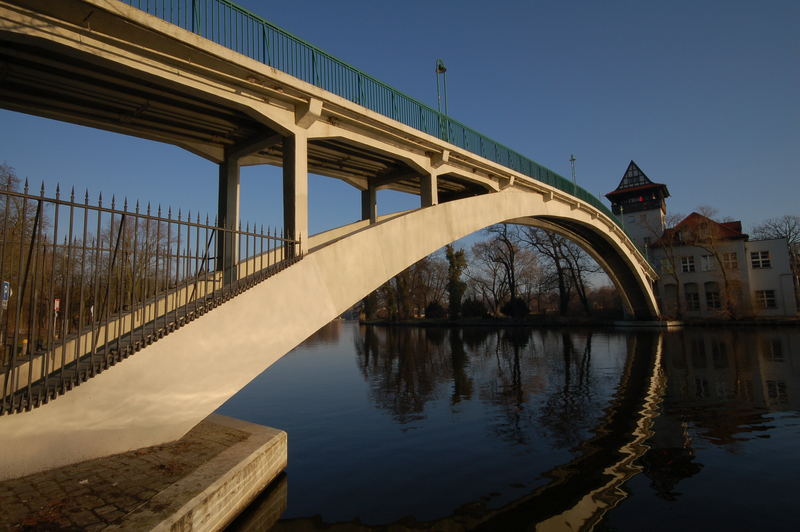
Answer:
[606,161,670,198]
[651,212,748,247]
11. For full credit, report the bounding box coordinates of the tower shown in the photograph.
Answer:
[605,161,670,250]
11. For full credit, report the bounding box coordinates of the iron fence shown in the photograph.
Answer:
[0,181,300,414]
[119,0,625,232]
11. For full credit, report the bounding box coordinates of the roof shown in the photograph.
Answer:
[651,212,748,247]
[605,161,670,199]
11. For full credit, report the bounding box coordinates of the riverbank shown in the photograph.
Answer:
[360,315,800,329]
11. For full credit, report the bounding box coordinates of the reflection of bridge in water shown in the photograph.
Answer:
[1,0,660,504]
[232,326,665,530]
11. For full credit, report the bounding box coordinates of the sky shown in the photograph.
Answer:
[0,0,797,239]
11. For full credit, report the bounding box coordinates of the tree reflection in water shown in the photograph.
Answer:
[355,325,608,449]
[355,326,454,424]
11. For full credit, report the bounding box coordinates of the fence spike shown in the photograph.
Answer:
[135,200,140,214]
[98,191,103,207]
[146,202,151,216]
[54,183,59,199]
[111,195,116,210]
[84,189,89,204]
[123,197,128,212]
[39,182,45,196]
[23,178,29,194]
[70,187,75,202]
[177,208,182,221]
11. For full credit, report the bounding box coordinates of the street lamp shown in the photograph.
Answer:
[569,153,577,195]
[435,58,448,115]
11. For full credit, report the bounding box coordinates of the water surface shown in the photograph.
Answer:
[219,323,800,530]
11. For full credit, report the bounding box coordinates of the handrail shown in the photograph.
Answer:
[120,0,625,232]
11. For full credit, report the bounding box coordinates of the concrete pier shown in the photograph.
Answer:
[0,415,287,531]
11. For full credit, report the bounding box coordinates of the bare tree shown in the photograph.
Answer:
[685,218,740,318]
[483,224,522,302]
[649,213,685,318]
[752,215,800,247]
[561,239,601,315]
[519,227,573,315]
[467,240,509,315]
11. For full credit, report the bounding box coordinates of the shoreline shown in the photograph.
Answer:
[358,316,800,329]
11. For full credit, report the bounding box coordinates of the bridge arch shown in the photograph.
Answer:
[0,187,658,479]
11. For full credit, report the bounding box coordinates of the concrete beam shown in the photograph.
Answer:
[295,98,323,129]
[227,133,283,162]
[371,169,419,190]
[283,132,309,255]
[430,149,449,169]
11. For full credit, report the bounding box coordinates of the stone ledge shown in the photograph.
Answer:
[109,415,287,532]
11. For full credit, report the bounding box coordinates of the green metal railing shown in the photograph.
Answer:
[120,0,625,232]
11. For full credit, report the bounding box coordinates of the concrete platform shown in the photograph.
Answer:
[0,414,287,531]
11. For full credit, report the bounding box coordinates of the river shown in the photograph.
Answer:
[218,322,800,531]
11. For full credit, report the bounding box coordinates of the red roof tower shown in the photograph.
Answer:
[605,161,670,216]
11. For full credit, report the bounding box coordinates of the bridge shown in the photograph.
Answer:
[0,0,659,487]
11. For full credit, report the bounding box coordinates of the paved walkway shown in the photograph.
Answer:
[0,420,249,531]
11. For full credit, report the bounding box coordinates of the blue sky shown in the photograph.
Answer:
[0,0,797,237]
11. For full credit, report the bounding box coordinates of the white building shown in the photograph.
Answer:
[606,163,798,318]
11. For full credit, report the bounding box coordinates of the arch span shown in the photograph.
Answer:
[0,188,658,479]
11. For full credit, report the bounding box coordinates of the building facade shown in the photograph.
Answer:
[606,163,798,318]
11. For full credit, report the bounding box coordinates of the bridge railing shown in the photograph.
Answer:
[120,0,625,232]
[0,181,300,414]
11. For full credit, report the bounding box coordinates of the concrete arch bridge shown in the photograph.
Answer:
[0,0,658,480]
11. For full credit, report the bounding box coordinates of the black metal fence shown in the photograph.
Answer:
[0,181,300,414]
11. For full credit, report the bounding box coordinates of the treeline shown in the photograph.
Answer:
[361,224,622,321]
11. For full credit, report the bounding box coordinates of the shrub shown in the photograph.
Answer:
[424,301,447,319]
[461,297,488,318]
[501,297,529,319]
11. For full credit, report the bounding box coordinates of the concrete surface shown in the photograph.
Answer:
[0,414,286,531]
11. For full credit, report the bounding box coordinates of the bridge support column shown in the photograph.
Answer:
[361,181,377,224]
[283,132,309,255]
[218,156,240,285]
[421,171,439,207]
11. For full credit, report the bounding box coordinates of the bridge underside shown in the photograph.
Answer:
[0,37,487,204]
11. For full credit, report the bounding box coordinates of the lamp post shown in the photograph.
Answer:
[435,58,448,115]
[569,153,577,195]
